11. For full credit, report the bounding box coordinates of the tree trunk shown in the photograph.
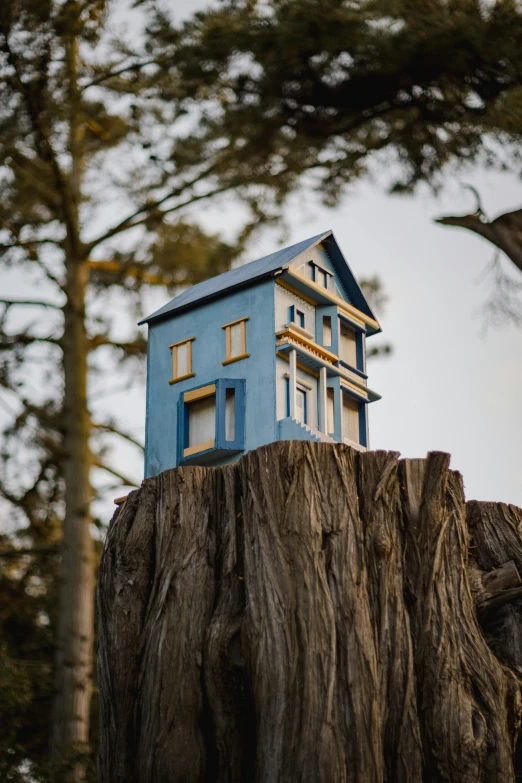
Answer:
[51,256,94,770]
[97,442,522,782]
[50,35,94,777]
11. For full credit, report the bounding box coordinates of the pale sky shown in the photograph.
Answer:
[2,0,521,531]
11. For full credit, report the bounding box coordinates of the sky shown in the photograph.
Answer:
[1,0,521,530]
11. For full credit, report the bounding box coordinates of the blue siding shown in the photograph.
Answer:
[144,281,276,476]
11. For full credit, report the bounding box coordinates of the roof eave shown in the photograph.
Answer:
[138,267,284,326]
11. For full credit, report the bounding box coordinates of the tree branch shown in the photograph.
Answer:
[435,208,522,276]
[93,460,139,488]
[85,163,223,252]
[0,545,60,559]
[0,333,61,350]
[92,422,144,451]
[0,299,62,310]
[89,336,147,355]
[90,183,236,249]
[81,59,158,91]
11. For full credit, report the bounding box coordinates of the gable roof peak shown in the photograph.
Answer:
[139,230,332,325]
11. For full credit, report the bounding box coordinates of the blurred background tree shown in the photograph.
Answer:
[2,0,522,779]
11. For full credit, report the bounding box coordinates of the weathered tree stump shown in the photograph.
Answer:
[97,442,522,782]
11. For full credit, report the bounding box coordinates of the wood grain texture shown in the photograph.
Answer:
[98,442,522,782]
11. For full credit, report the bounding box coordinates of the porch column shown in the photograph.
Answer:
[289,349,297,419]
[318,366,328,433]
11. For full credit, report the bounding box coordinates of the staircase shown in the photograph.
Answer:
[278,417,337,445]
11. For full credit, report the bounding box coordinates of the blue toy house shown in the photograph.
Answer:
[140,230,381,477]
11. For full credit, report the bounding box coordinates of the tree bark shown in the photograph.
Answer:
[50,34,95,776]
[97,442,522,782]
[51,254,94,770]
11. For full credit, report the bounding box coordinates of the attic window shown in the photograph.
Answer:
[169,337,195,384]
[222,317,250,366]
[308,261,331,289]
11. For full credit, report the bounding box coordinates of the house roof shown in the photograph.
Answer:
[139,230,379,330]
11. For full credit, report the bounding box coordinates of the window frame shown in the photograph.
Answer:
[168,337,196,385]
[295,384,308,425]
[182,383,217,457]
[308,261,332,289]
[178,379,245,464]
[340,386,368,448]
[285,375,310,425]
[222,317,250,366]
[289,305,305,329]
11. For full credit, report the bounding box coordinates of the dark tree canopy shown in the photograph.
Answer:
[155,0,522,199]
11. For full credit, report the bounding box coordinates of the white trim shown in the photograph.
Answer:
[289,349,297,419]
[276,283,315,312]
[318,366,327,433]
[284,372,313,391]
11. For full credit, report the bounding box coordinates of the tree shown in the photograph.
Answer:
[156,0,522,197]
[97,441,522,782]
[0,0,284,776]
[436,187,522,326]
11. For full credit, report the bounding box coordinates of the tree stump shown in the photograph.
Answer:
[97,442,522,782]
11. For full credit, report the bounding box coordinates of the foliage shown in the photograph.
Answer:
[155,0,522,198]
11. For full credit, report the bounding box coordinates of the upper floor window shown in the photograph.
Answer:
[289,305,305,329]
[339,319,365,373]
[222,317,249,366]
[322,316,332,346]
[307,261,331,289]
[169,337,195,384]
[339,322,357,367]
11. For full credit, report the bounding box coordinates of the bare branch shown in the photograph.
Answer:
[0,332,61,350]
[85,163,223,252]
[0,545,60,559]
[89,183,236,250]
[0,299,62,310]
[435,205,522,276]
[89,336,146,355]
[93,460,139,488]
[81,59,157,91]
[92,422,144,451]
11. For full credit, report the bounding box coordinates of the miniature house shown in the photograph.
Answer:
[140,231,381,477]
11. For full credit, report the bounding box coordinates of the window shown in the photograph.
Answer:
[342,394,360,444]
[184,384,216,456]
[327,388,335,434]
[222,317,249,365]
[289,305,305,329]
[295,386,307,424]
[180,380,245,462]
[308,261,330,289]
[169,337,195,384]
[339,322,357,367]
[322,316,332,346]
[225,388,235,441]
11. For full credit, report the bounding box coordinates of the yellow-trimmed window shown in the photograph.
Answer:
[222,317,249,365]
[183,383,216,457]
[169,337,195,384]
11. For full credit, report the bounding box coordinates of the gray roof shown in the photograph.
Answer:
[139,231,330,325]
